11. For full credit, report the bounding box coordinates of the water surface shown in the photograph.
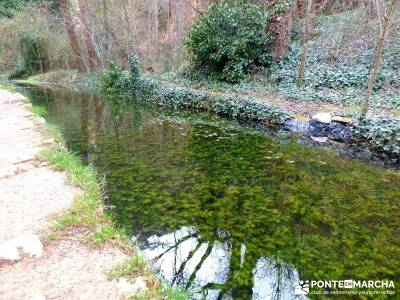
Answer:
[20,86,400,299]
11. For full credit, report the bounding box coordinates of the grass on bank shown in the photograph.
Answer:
[25,101,189,299]
[108,256,190,300]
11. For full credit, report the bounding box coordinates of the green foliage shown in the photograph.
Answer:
[351,116,400,156]
[100,62,132,97]
[0,0,32,18]
[108,256,148,280]
[31,105,48,117]
[17,29,49,74]
[175,9,400,111]
[101,57,292,125]
[91,224,126,245]
[185,0,272,83]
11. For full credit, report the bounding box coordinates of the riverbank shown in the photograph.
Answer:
[98,61,400,163]
[0,86,185,299]
[5,66,400,167]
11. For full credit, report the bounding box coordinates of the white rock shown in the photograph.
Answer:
[312,112,331,123]
[35,118,46,125]
[30,294,46,300]
[0,241,21,261]
[117,278,134,296]
[132,276,147,291]
[310,136,329,143]
[0,234,43,262]
[11,234,43,258]
[117,277,147,297]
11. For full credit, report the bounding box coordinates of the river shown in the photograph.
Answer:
[18,85,400,299]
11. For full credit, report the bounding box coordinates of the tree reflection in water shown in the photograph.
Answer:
[142,227,303,299]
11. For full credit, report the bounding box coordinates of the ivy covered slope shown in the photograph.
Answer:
[101,57,292,126]
[351,117,400,157]
[266,9,400,109]
[176,8,400,111]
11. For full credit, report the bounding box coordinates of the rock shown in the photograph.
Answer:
[117,277,147,297]
[116,278,134,296]
[0,234,43,262]
[0,241,21,261]
[312,112,331,123]
[310,136,329,143]
[35,118,46,126]
[31,294,46,300]
[332,116,352,124]
[39,161,49,168]
[284,119,309,132]
[132,276,147,291]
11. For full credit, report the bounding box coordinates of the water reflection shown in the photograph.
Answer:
[20,86,400,299]
[142,227,305,299]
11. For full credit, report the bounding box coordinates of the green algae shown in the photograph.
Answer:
[20,85,400,299]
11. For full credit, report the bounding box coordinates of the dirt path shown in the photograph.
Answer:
[0,89,128,300]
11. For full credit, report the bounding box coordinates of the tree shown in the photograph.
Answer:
[59,0,86,72]
[297,0,313,86]
[361,0,398,116]
[266,0,294,60]
[77,0,101,70]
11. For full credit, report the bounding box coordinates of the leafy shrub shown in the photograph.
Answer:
[0,3,76,76]
[17,29,49,74]
[100,62,132,97]
[7,64,28,79]
[185,0,272,83]
[101,56,292,125]
[0,0,31,18]
[351,116,400,156]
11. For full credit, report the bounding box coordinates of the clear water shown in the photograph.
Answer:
[20,85,400,299]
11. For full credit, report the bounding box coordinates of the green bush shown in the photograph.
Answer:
[185,0,272,83]
[351,116,400,156]
[101,56,292,125]
[17,29,49,74]
[100,63,127,97]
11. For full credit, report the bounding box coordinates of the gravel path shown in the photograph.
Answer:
[0,88,128,300]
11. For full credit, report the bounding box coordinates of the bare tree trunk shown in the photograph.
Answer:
[297,0,313,86]
[269,9,293,60]
[122,0,135,57]
[257,0,292,60]
[77,0,101,70]
[361,0,398,117]
[102,0,112,61]
[59,0,86,72]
